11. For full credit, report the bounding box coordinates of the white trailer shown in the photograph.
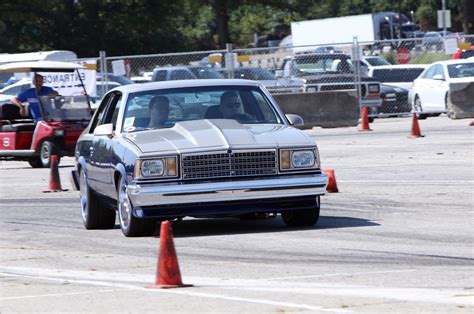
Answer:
[291,14,376,48]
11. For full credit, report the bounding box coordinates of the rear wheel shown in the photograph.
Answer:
[281,196,320,227]
[80,169,116,229]
[39,140,60,168]
[414,96,428,120]
[117,175,156,237]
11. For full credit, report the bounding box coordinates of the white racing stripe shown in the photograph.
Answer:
[1,266,472,307]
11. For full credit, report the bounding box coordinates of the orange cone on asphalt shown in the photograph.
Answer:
[323,168,339,193]
[146,221,192,289]
[359,107,372,131]
[43,155,65,193]
[409,112,424,138]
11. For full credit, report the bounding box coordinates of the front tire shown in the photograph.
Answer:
[414,96,428,120]
[117,175,156,237]
[80,169,116,229]
[40,140,60,168]
[281,196,320,227]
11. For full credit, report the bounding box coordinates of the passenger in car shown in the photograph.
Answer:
[148,95,170,128]
[10,74,58,121]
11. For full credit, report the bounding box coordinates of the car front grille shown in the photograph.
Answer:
[182,150,278,180]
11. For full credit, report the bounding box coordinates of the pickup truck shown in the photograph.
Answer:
[275,53,382,108]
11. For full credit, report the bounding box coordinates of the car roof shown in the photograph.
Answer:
[110,79,261,93]
[371,64,429,69]
[432,59,474,66]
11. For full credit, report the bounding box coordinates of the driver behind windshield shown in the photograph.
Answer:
[11,74,58,121]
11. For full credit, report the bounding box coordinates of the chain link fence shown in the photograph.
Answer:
[98,35,474,118]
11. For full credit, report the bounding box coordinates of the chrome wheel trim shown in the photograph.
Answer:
[40,142,51,165]
[118,177,132,231]
[79,170,88,222]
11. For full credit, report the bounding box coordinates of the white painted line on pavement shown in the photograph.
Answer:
[0,271,350,313]
[0,288,129,300]
[1,267,472,307]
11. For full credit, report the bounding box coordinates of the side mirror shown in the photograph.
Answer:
[274,70,283,78]
[93,123,114,137]
[433,74,444,81]
[286,114,304,126]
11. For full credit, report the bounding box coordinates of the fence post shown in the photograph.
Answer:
[225,43,234,79]
[351,36,362,112]
[99,51,108,95]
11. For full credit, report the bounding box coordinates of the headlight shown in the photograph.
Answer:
[292,150,315,168]
[280,148,320,171]
[134,156,178,179]
[54,129,65,136]
[307,87,317,92]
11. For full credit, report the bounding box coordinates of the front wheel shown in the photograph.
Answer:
[281,196,320,227]
[117,175,156,237]
[414,96,428,120]
[80,169,116,229]
[39,140,60,168]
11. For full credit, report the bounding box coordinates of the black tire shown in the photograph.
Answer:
[281,196,320,227]
[79,169,116,229]
[40,140,60,168]
[117,175,156,237]
[414,96,428,120]
[28,158,43,168]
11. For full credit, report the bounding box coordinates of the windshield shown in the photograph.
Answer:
[365,57,391,66]
[39,96,92,122]
[189,67,223,79]
[447,63,474,78]
[122,86,282,132]
[294,56,353,74]
[234,69,276,80]
[372,68,425,82]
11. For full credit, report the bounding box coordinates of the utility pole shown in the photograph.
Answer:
[442,0,447,37]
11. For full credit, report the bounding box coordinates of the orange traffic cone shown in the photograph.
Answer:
[146,221,192,289]
[359,107,372,131]
[322,168,339,193]
[43,155,66,193]
[409,112,424,138]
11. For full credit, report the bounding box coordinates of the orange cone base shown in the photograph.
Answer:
[408,134,425,139]
[145,283,193,289]
[358,128,372,132]
[43,188,68,193]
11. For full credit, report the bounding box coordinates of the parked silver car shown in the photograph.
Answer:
[72,79,328,237]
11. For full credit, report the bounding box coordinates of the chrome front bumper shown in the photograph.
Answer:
[127,173,328,208]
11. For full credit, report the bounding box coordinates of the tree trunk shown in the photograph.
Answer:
[464,0,474,34]
[213,0,229,48]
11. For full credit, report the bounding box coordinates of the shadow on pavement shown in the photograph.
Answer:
[157,215,379,238]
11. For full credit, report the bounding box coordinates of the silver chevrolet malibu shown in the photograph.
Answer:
[71,79,328,237]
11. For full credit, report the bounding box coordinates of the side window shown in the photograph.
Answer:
[100,93,122,126]
[422,66,437,79]
[89,93,114,133]
[170,70,195,80]
[434,65,445,79]
[154,71,167,81]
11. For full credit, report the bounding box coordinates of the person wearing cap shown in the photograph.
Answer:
[10,74,58,121]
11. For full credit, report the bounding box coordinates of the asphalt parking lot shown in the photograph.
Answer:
[0,115,473,313]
